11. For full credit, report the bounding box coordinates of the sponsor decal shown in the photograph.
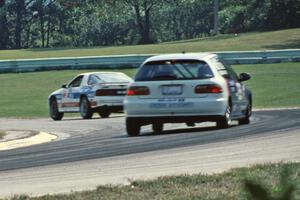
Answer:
[55,94,63,100]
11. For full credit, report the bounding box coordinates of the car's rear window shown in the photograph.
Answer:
[135,60,214,81]
[96,73,132,83]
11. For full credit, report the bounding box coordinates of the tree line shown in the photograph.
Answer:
[0,0,299,49]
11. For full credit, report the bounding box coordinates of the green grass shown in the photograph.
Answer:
[0,132,5,139]
[0,28,299,60]
[233,63,300,108]
[6,163,300,200]
[0,69,136,118]
[0,63,299,118]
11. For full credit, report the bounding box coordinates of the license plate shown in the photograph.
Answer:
[162,85,182,95]
[149,102,193,108]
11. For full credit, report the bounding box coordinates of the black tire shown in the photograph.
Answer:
[239,102,252,125]
[99,109,110,118]
[126,118,140,136]
[216,105,232,129]
[152,123,163,134]
[49,98,64,121]
[80,96,93,119]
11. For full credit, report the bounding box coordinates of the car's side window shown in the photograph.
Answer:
[214,60,229,78]
[88,75,100,85]
[68,75,83,88]
[222,61,239,81]
[214,58,238,81]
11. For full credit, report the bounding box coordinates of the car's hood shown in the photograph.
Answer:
[48,88,65,99]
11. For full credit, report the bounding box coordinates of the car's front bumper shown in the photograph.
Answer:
[126,115,224,126]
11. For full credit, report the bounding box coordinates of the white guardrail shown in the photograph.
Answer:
[0,49,299,73]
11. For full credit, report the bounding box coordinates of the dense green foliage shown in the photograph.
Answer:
[1,28,300,60]
[219,0,300,33]
[0,0,299,49]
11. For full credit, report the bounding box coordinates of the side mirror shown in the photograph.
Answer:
[61,84,67,88]
[239,73,251,82]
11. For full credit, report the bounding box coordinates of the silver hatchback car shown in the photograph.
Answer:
[124,53,252,136]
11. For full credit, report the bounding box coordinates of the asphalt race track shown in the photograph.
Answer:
[0,109,300,197]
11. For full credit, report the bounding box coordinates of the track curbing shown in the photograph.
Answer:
[0,131,57,151]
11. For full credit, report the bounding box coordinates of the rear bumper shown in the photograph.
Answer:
[126,115,223,126]
[90,96,124,108]
[94,105,123,112]
[125,97,227,117]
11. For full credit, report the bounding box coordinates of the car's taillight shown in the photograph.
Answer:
[96,89,127,96]
[127,86,150,96]
[195,84,223,93]
[96,89,115,96]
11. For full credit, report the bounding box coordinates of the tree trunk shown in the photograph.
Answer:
[25,25,31,48]
[0,0,9,49]
[40,15,45,48]
[15,17,22,48]
[133,3,144,43]
[15,0,25,48]
[46,17,51,47]
[132,1,153,44]
[143,3,151,44]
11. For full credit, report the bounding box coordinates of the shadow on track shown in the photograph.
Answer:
[113,123,239,139]
[141,124,240,137]
[53,115,124,122]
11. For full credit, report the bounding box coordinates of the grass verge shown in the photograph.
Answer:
[0,28,299,60]
[233,63,300,108]
[0,132,5,140]
[0,69,135,118]
[0,63,299,118]
[6,162,300,200]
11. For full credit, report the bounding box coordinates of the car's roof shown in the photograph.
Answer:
[144,53,217,63]
[78,71,125,76]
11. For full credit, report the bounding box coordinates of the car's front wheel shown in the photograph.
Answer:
[50,98,64,121]
[126,118,141,136]
[216,105,232,129]
[80,97,93,119]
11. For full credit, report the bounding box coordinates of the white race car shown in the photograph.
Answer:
[124,53,252,136]
[48,72,132,120]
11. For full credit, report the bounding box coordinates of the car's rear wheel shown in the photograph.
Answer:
[99,108,110,118]
[239,102,252,125]
[152,123,163,134]
[217,105,232,129]
[126,118,140,136]
[80,97,93,119]
[50,98,64,121]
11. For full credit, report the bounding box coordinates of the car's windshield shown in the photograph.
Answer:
[135,60,214,81]
[96,73,132,83]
